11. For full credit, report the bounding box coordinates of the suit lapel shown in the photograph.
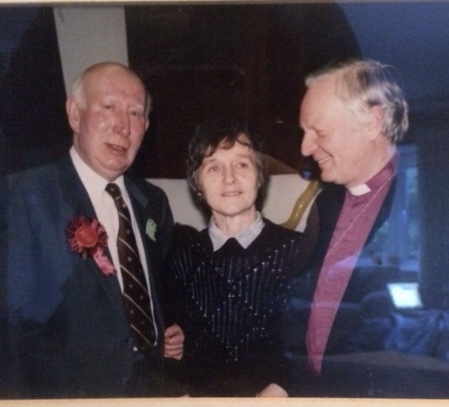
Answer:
[57,155,125,312]
[57,155,97,219]
[125,177,158,265]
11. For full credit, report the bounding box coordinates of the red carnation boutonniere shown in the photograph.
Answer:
[67,216,115,276]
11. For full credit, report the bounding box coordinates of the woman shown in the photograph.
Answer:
[163,118,311,397]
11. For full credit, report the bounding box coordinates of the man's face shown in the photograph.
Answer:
[68,66,149,181]
[299,75,376,188]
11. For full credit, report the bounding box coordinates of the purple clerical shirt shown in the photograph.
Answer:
[306,158,397,374]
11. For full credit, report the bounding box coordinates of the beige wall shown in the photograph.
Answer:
[53,5,128,95]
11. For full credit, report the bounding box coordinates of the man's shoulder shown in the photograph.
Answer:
[319,181,345,198]
[315,182,345,210]
[173,223,204,245]
[130,176,163,191]
[2,156,68,188]
[125,175,169,201]
[262,217,303,239]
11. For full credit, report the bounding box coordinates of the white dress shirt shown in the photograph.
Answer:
[70,147,158,343]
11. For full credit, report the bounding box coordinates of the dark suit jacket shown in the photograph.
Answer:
[0,154,174,398]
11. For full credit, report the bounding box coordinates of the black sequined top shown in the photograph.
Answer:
[163,219,309,396]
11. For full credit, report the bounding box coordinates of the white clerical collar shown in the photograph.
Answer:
[347,183,371,196]
[209,212,265,252]
[70,146,126,205]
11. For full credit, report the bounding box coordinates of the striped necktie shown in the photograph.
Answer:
[106,183,156,353]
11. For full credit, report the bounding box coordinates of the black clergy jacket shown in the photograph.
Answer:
[287,164,449,398]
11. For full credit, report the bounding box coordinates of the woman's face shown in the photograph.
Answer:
[197,135,259,226]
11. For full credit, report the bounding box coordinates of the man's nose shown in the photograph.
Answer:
[301,132,317,157]
[115,111,131,137]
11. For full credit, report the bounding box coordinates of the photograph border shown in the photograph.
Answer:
[0,0,446,405]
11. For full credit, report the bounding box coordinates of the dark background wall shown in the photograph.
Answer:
[126,3,360,179]
[1,2,449,308]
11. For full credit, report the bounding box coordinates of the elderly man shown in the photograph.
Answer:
[287,58,449,399]
[0,62,183,398]
[301,58,408,370]
[287,58,436,397]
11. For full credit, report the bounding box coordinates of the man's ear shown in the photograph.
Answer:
[145,118,150,132]
[66,97,80,133]
[367,105,384,140]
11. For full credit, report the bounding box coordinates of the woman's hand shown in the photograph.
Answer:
[164,323,184,360]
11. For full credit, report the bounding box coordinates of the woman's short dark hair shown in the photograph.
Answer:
[186,118,267,198]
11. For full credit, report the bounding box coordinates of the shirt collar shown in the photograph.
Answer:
[347,154,398,197]
[209,212,265,252]
[70,146,126,204]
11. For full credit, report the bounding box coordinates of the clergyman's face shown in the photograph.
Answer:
[197,136,259,225]
[299,75,375,188]
[68,66,149,181]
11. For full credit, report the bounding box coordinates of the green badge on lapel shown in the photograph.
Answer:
[145,218,157,241]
